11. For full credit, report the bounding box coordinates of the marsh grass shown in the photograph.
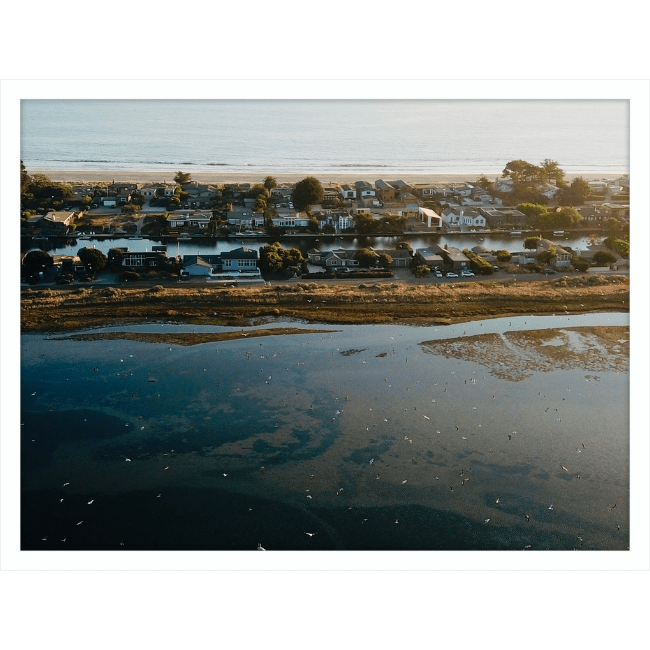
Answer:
[21,275,629,332]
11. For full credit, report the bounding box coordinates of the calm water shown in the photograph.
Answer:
[21,314,629,551]
[21,100,629,176]
[24,233,599,259]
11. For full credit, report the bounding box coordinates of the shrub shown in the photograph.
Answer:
[571,256,590,272]
[496,250,512,263]
[122,271,140,281]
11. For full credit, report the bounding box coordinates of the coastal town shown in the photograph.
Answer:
[20,164,630,286]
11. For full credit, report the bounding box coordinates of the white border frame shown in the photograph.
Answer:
[2,80,648,572]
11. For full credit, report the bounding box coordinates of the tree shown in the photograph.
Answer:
[22,250,52,276]
[174,171,192,185]
[518,203,548,220]
[263,176,278,191]
[258,242,305,273]
[476,175,494,190]
[524,236,541,250]
[502,159,542,187]
[377,253,393,269]
[592,251,617,266]
[412,264,430,278]
[571,256,590,272]
[560,177,590,206]
[291,177,324,211]
[77,247,107,275]
[121,203,140,215]
[540,159,565,184]
[395,241,413,255]
[253,196,267,213]
[354,213,376,235]
[308,216,320,233]
[536,250,555,265]
[354,248,377,268]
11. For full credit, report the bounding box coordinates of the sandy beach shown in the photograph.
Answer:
[31,170,613,186]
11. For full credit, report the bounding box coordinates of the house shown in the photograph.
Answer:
[180,255,222,276]
[354,181,376,199]
[471,245,496,262]
[322,187,340,205]
[122,251,169,270]
[270,186,293,199]
[374,249,411,267]
[480,207,527,228]
[309,249,362,269]
[412,183,438,197]
[271,214,310,229]
[442,207,485,228]
[116,190,132,204]
[494,178,514,193]
[415,248,445,269]
[337,213,355,231]
[374,179,400,202]
[166,212,212,229]
[42,211,76,234]
[435,244,471,271]
[601,203,629,220]
[219,247,259,271]
[99,196,117,208]
[339,184,357,200]
[227,207,254,227]
[536,238,572,268]
[577,205,607,223]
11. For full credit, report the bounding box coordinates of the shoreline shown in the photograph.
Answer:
[29,170,619,186]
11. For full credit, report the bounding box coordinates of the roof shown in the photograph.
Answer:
[221,247,258,260]
[44,211,74,223]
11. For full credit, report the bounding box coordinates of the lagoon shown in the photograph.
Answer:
[21,313,629,550]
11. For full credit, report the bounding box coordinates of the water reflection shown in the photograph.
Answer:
[21,314,629,550]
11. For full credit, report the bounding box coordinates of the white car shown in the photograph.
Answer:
[446,271,459,278]
[434,270,443,278]
[461,270,475,277]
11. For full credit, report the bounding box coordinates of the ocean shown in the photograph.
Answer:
[20,99,629,177]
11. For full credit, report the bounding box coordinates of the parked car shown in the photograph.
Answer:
[543,268,557,275]
[493,265,500,271]
[446,271,459,278]
[434,270,443,278]
[460,270,475,277]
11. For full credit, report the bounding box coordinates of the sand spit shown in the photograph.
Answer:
[419,326,629,381]
[55,327,338,346]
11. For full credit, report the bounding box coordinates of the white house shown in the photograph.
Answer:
[339,184,357,200]
[418,207,442,228]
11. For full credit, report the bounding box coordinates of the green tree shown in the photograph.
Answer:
[174,171,192,185]
[395,241,413,255]
[536,250,555,265]
[253,196,267,213]
[413,264,430,278]
[22,250,53,276]
[377,253,393,269]
[518,203,548,220]
[354,248,377,268]
[476,176,494,191]
[571,256,590,272]
[540,159,565,184]
[308,216,320,233]
[502,159,542,187]
[258,242,304,273]
[524,236,541,250]
[77,247,107,275]
[354,213,376,235]
[496,250,512,263]
[560,177,590,205]
[592,251,617,266]
[263,176,278,191]
[121,203,140,215]
[291,177,324,211]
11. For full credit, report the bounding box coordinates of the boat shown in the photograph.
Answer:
[510,231,522,236]
[129,236,143,240]
[553,230,565,236]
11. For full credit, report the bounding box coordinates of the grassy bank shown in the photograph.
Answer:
[21,275,629,333]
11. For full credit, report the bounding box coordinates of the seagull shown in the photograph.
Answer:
[157,494,162,498]
[164,466,170,470]
[223,473,228,477]
[306,495,312,499]
[561,465,569,472]
[125,458,131,462]
[548,504,554,510]
[305,532,316,537]
[423,415,430,420]
[401,480,408,484]
[76,521,83,526]
[525,514,530,522]
[62,482,70,487]
[257,543,266,551]
[484,519,490,524]
[369,458,374,465]
[87,499,94,505]
[59,499,64,503]
[495,497,500,504]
